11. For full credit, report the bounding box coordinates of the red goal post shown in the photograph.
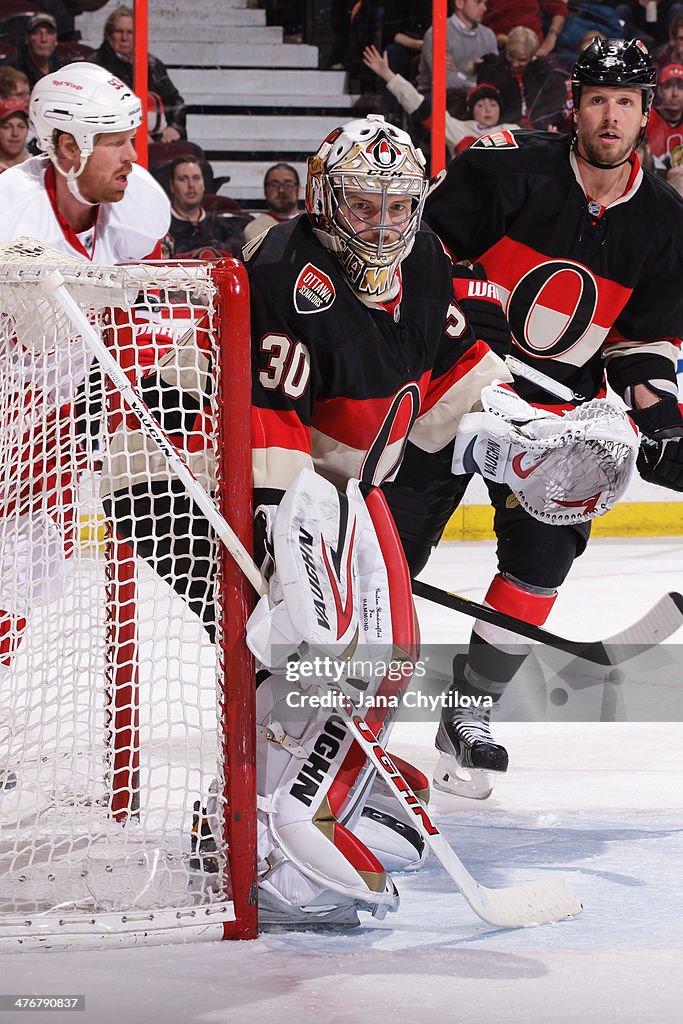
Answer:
[0,246,257,949]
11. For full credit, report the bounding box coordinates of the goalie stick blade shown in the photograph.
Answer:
[342,708,582,929]
[412,580,683,666]
[457,871,583,929]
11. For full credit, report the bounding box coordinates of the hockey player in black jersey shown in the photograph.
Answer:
[386,38,683,800]
[243,114,634,923]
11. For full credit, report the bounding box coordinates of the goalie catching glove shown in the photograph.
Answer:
[452,382,638,525]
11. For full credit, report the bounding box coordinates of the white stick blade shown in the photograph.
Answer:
[463,877,583,928]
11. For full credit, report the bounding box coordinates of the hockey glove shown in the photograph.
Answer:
[453,382,638,524]
[629,399,683,441]
[451,263,512,358]
[637,436,683,491]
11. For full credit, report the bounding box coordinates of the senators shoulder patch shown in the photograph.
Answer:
[470,130,519,151]
[294,263,336,314]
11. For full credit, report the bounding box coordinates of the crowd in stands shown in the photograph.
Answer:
[1,0,683,256]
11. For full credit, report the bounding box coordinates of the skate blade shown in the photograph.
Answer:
[258,893,361,930]
[433,755,494,800]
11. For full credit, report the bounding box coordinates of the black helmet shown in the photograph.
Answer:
[572,38,656,112]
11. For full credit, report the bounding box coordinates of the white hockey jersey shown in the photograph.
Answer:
[0,156,170,262]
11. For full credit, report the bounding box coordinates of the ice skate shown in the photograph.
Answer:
[433,657,508,800]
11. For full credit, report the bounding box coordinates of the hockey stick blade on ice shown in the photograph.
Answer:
[412,579,683,665]
[337,703,582,927]
[44,269,581,928]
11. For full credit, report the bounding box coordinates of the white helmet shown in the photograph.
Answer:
[30,62,142,204]
[306,115,428,299]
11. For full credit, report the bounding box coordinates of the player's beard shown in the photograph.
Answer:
[78,162,133,204]
[576,127,638,169]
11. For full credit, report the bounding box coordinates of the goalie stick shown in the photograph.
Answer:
[42,266,582,929]
[412,579,683,666]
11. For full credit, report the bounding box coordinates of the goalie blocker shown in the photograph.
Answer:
[246,470,428,925]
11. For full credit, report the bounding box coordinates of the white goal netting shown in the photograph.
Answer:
[0,241,255,950]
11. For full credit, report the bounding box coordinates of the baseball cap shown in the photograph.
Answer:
[0,100,29,123]
[27,12,58,32]
[660,64,683,84]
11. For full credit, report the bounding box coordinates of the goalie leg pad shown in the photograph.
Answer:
[352,754,430,872]
[255,673,400,919]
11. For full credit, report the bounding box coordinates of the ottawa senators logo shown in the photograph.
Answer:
[366,132,402,168]
[294,263,336,314]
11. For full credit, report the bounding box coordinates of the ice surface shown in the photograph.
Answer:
[4,538,683,1024]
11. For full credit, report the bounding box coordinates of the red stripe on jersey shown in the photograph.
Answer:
[482,236,632,331]
[252,405,311,453]
[421,339,491,416]
[312,370,431,451]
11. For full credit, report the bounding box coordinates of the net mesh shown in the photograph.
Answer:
[0,246,242,946]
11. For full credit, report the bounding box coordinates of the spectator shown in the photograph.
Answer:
[0,68,30,106]
[91,5,186,142]
[477,24,568,127]
[167,156,247,257]
[243,163,301,242]
[10,14,67,91]
[0,100,29,172]
[618,1,683,48]
[554,4,622,61]
[483,0,567,57]
[363,45,519,155]
[417,0,498,95]
[648,62,683,167]
[664,138,683,191]
[654,12,683,73]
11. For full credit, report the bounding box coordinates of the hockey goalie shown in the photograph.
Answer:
[92,116,637,926]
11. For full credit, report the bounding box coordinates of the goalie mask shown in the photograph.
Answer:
[30,62,142,207]
[306,115,428,300]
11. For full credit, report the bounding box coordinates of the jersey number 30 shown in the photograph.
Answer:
[258,333,311,399]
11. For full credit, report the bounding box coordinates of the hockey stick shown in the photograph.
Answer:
[334,699,582,926]
[412,578,683,666]
[43,271,582,928]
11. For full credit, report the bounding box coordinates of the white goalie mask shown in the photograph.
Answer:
[30,62,142,206]
[306,115,428,299]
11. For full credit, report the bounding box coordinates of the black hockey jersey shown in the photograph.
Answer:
[424,130,683,405]
[246,216,506,504]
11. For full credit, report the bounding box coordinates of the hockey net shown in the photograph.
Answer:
[0,241,256,950]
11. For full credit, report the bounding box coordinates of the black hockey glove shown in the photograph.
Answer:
[451,262,512,358]
[637,436,683,491]
[631,400,683,492]
[629,399,683,441]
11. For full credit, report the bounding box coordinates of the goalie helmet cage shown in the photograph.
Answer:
[0,245,257,950]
